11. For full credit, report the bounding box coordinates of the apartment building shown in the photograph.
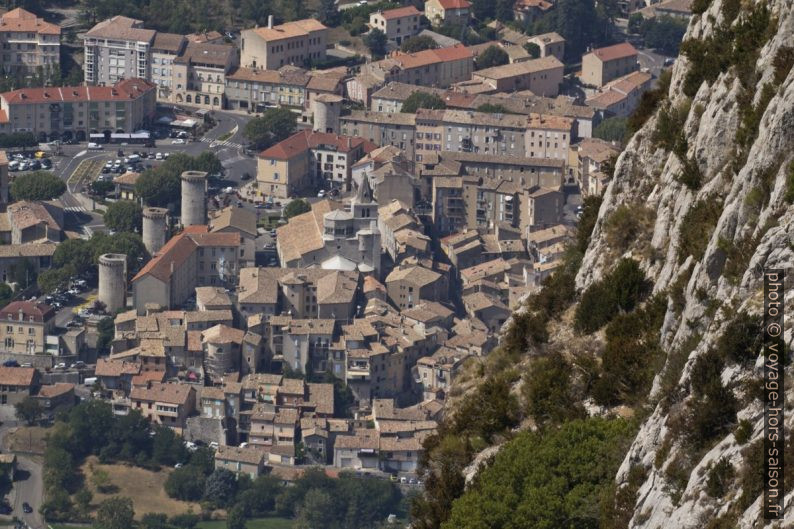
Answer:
[0,78,156,140]
[215,445,267,478]
[256,130,376,198]
[276,188,382,277]
[526,32,565,62]
[586,70,652,118]
[130,382,197,433]
[340,111,416,161]
[581,42,639,87]
[425,0,471,26]
[84,16,155,85]
[150,32,186,101]
[131,226,243,313]
[0,301,55,355]
[466,55,564,96]
[415,108,530,159]
[0,8,60,76]
[268,317,336,375]
[6,201,63,244]
[240,18,328,70]
[569,138,620,197]
[385,265,444,310]
[360,45,473,89]
[525,113,573,160]
[369,6,422,45]
[171,42,237,110]
[225,66,310,111]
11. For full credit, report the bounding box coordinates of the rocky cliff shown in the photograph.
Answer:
[575,0,793,526]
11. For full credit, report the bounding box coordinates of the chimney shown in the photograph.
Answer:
[268,15,273,29]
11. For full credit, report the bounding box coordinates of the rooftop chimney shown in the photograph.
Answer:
[268,15,273,29]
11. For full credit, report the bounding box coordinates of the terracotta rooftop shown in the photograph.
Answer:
[216,445,266,465]
[586,42,638,63]
[0,300,54,323]
[0,366,36,387]
[85,16,155,42]
[131,382,194,405]
[377,6,421,19]
[174,41,235,68]
[152,32,185,53]
[0,8,60,34]
[1,78,155,105]
[249,18,327,42]
[434,0,471,9]
[258,129,376,161]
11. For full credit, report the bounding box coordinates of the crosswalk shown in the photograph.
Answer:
[64,205,88,213]
[200,136,243,149]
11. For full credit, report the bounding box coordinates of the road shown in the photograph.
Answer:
[0,410,45,529]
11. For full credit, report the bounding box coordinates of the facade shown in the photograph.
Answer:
[581,42,639,87]
[586,70,653,118]
[340,111,417,162]
[215,445,267,478]
[468,56,564,96]
[385,265,444,310]
[425,0,471,27]
[526,32,565,62]
[361,45,473,89]
[131,226,243,313]
[525,113,573,160]
[0,8,60,76]
[369,6,422,45]
[171,42,237,109]
[240,18,328,71]
[83,16,155,85]
[256,130,376,198]
[150,32,187,101]
[0,78,156,140]
[130,382,197,433]
[415,108,528,159]
[225,66,310,111]
[0,301,55,355]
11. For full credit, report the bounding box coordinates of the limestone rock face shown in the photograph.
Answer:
[572,0,794,526]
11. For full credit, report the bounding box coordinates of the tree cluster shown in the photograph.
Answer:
[135,152,221,208]
[574,258,650,333]
[242,108,298,152]
[103,200,143,233]
[528,0,618,60]
[10,171,66,201]
[401,92,446,113]
[0,131,38,149]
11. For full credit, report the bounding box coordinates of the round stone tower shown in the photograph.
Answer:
[180,170,208,227]
[311,94,343,134]
[98,253,127,313]
[142,207,168,255]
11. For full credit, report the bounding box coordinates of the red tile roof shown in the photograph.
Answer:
[0,78,155,106]
[0,301,54,323]
[0,367,36,387]
[379,6,422,19]
[0,8,60,35]
[391,44,472,70]
[258,130,377,161]
[435,0,471,9]
[588,42,638,63]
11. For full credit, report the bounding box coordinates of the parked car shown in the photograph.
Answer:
[87,142,103,150]
[171,138,186,145]
[2,360,19,367]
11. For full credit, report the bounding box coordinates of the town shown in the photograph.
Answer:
[0,0,692,527]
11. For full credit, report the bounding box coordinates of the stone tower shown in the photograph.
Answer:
[311,94,343,134]
[142,207,168,255]
[98,253,127,313]
[180,170,208,227]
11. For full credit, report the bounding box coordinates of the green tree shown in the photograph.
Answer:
[8,258,37,289]
[37,268,72,294]
[476,103,512,114]
[531,0,614,60]
[54,238,94,271]
[523,41,541,58]
[318,0,341,26]
[641,15,687,55]
[475,45,509,69]
[226,504,247,529]
[15,397,43,425]
[284,198,311,219]
[135,168,181,207]
[165,466,206,501]
[401,92,447,113]
[141,513,170,529]
[103,200,143,233]
[401,35,438,53]
[522,353,585,426]
[10,171,66,200]
[89,232,148,273]
[0,283,12,307]
[364,29,388,58]
[443,419,634,529]
[295,488,336,529]
[203,469,238,508]
[74,487,93,514]
[91,180,115,197]
[243,107,299,150]
[593,116,628,142]
[94,496,135,529]
[628,12,644,33]
[91,468,115,493]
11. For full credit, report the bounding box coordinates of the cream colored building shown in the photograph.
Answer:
[0,79,156,140]
[526,32,565,62]
[150,32,186,102]
[425,0,471,27]
[525,113,573,160]
[368,6,422,45]
[0,8,60,76]
[360,45,473,89]
[468,55,564,96]
[83,16,155,86]
[240,18,328,71]
[581,42,639,87]
[0,301,56,355]
[130,382,196,433]
[171,42,237,109]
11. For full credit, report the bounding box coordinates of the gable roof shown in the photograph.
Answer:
[378,6,422,19]
[432,0,472,9]
[0,301,54,322]
[0,367,36,387]
[586,42,638,63]
[0,8,60,35]
[258,130,376,161]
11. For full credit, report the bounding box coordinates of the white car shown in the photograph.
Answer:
[155,152,164,160]
[171,138,186,145]
[317,190,326,198]
[87,142,103,150]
